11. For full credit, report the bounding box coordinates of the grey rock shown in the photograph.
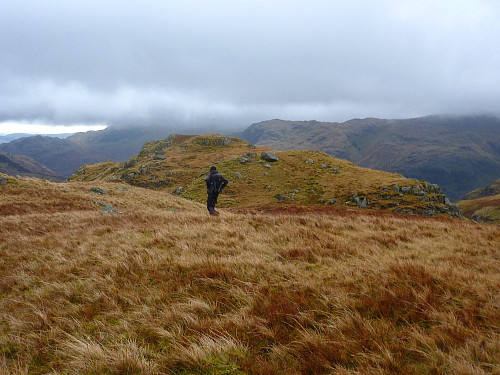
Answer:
[214,137,231,146]
[294,188,300,193]
[305,159,314,164]
[352,194,369,208]
[392,184,400,192]
[332,168,340,174]
[243,152,257,162]
[264,185,272,189]
[263,163,271,169]
[124,157,138,168]
[318,198,326,203]
[94,201,121,215]
[173,186,184,195]
[421,182,442,194]
[261,151,279,162]
[154,153,166,160]
[328,199,337,205]
[264,172,269,176]
[401,186,412,194]
[116,186,128,191]
[0,175,8,185]
[90,187,108,195]
[240,157,249,164]
[274,194,287,201]
[321,164,331,169]
[235,172,243,179]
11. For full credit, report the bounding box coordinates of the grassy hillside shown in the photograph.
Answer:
[241,116,500,201]
[1,176,499,374]
[0,152,64,181]
[70,134,461,218]
[457,178,500,224]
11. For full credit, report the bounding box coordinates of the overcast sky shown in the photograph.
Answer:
[1,0,500,134]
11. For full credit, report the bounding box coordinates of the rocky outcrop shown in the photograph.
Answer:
[261,151,279,162]
[0,175,8,185]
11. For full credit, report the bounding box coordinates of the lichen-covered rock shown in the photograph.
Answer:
[352,194,369,208]
[90,187,108,195]
[173,186,184,195]
[214,137,231,146]
[94,201,121,215]
[261,151,279,162]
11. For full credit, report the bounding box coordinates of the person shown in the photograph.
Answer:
[205,166,228,215]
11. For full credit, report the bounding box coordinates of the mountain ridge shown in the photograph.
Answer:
[240,115,500,200]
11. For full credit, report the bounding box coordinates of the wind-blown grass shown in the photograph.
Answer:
[1,179,499,374]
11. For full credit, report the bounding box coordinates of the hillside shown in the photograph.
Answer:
[71,134,462,218]
[241,116,500,201]
[1,175,499,374]
[457,178,500,224]
[0,126,178,176]
[0,151,64,181]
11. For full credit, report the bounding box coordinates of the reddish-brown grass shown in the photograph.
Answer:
[1,178,499,374]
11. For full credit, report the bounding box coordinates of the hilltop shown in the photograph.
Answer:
[71,134,462,218]
[457,178,500,224]
[0,151,64,181]
[241,116,500,201]
[1,174,499,374]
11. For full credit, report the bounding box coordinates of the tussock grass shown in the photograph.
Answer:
[1,179,499,374]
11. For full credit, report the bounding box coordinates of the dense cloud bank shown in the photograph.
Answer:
[2,0,500,129]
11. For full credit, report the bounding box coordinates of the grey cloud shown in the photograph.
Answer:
[1,0,500,129]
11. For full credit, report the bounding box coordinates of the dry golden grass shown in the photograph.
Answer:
[71,134,454,217]
[1,178,500,374]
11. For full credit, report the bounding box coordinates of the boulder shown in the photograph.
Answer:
[352,194,369,208]
[274,194,287,201]
[240,157,249,164]
[261,151,279,162]
[90,187,108,195]
[154,153,166,160]
[173,186,184,195]
[328,199,337,205]
[263,163,271,169]
[94,201,121,215]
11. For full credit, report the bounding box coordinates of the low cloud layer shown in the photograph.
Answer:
[2,0,500,131]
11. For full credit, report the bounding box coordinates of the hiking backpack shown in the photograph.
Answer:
[209,173,224,193]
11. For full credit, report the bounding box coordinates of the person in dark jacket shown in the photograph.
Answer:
[205,166,228,215]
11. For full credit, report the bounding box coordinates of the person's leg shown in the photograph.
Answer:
[213,193,219,214]
[207,192,215,213]
[207,192,219,214]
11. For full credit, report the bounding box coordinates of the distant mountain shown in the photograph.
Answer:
[0,151,64,181]
[457,178,500,224]
[0,126,178,176]
[0,133,74,143]
[241,116,500,201]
